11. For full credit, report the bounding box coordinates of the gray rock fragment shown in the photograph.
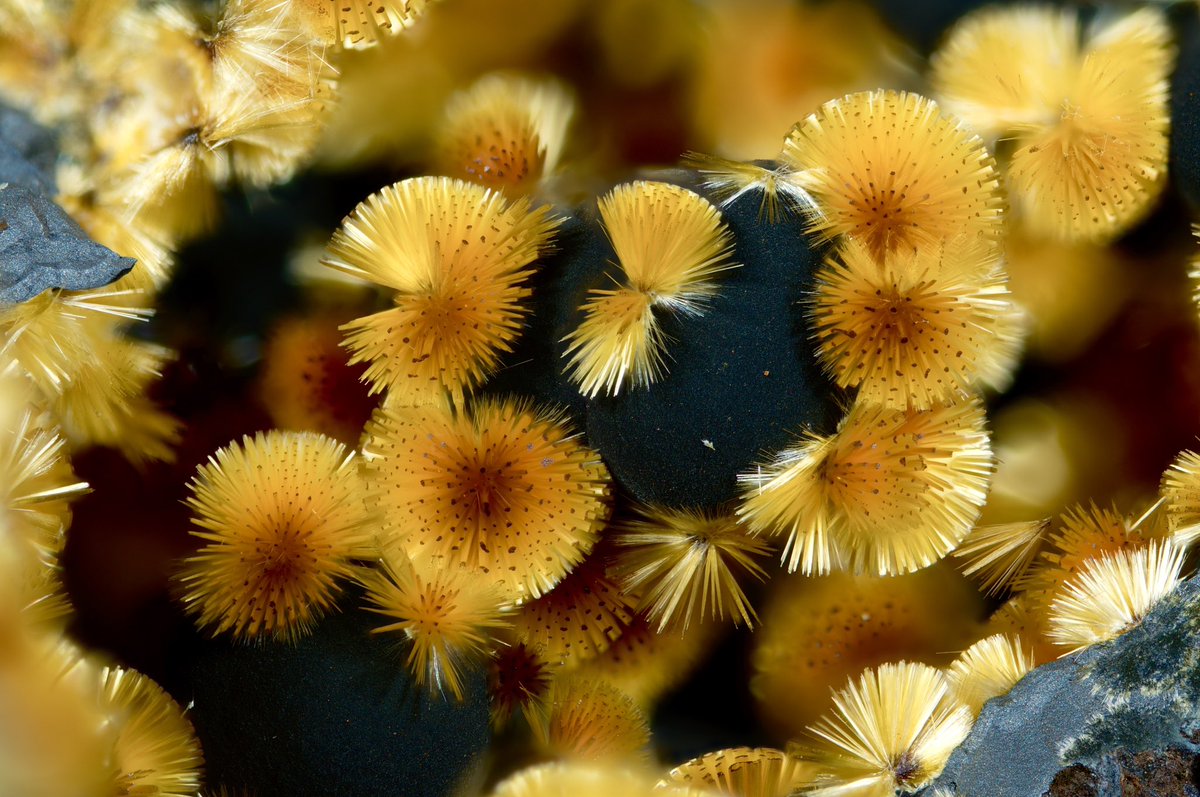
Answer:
[0,103,134,304]
[0,182,135,303]
[925,577,1200,797]
[0,103,57,191]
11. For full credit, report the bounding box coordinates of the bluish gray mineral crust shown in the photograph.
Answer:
[925,577,1200,797]
[0,103,134,304]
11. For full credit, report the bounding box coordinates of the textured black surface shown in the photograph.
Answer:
[0,103,134,303]
[188,605,491,797]
[926,576,1200,797]
[483,169,712,429]
[482,209,609,425]
[1171,10,1200,212]
[583,186,840,510]
[869,0,993,54]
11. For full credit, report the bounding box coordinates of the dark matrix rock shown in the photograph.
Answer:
[926,576,1200,797]
[483,210,609,425]
[868,0,993,54]
[188,605,491,797]
[1171,9,1200,213]
[585,187,840,510]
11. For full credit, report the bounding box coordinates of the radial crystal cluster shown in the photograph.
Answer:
[513,550,635,667]
[56,179,175,295]
[289,0,434,49]
[363,398,610,600]
[738,399,993,576]
[797,662,972,797]
[0,400,86,629]
[490,762,669,797]
[258,314,377,446]
[1191,226,1200,322]
[1160,449,1200,547]
[84,0,338,243]
[0,288,151,400]
[489,641,553,729]
[563,180,737,398]
[539,677,650,761]
[179,431,373,641]
[48,331,181,465]
[929,6,1079,139]
[1021,502,1173,615]
[985,596,1053,664]
[8,0,1197,788]
[751,566,981,736]
[100,666,204,797]
[613,505,771,631]
[781,89,1003,259]
[1047,541,1185,653]
[435,72,576,196]
[0,637,112,797]
[684,152,816,223]
[202,0,337,188]
[323,176,560,403]
[944,634,1033,717]
[362,545,509,701]
[661,747,813,797]
[810,236,1020,408]
[952,518,1049,596]
[575,611,721,708]
[0,403,87,571]
[932,6,1171,242]
[1041,504,1156,572]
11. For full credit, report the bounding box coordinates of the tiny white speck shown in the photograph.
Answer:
[701,439,715,451]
